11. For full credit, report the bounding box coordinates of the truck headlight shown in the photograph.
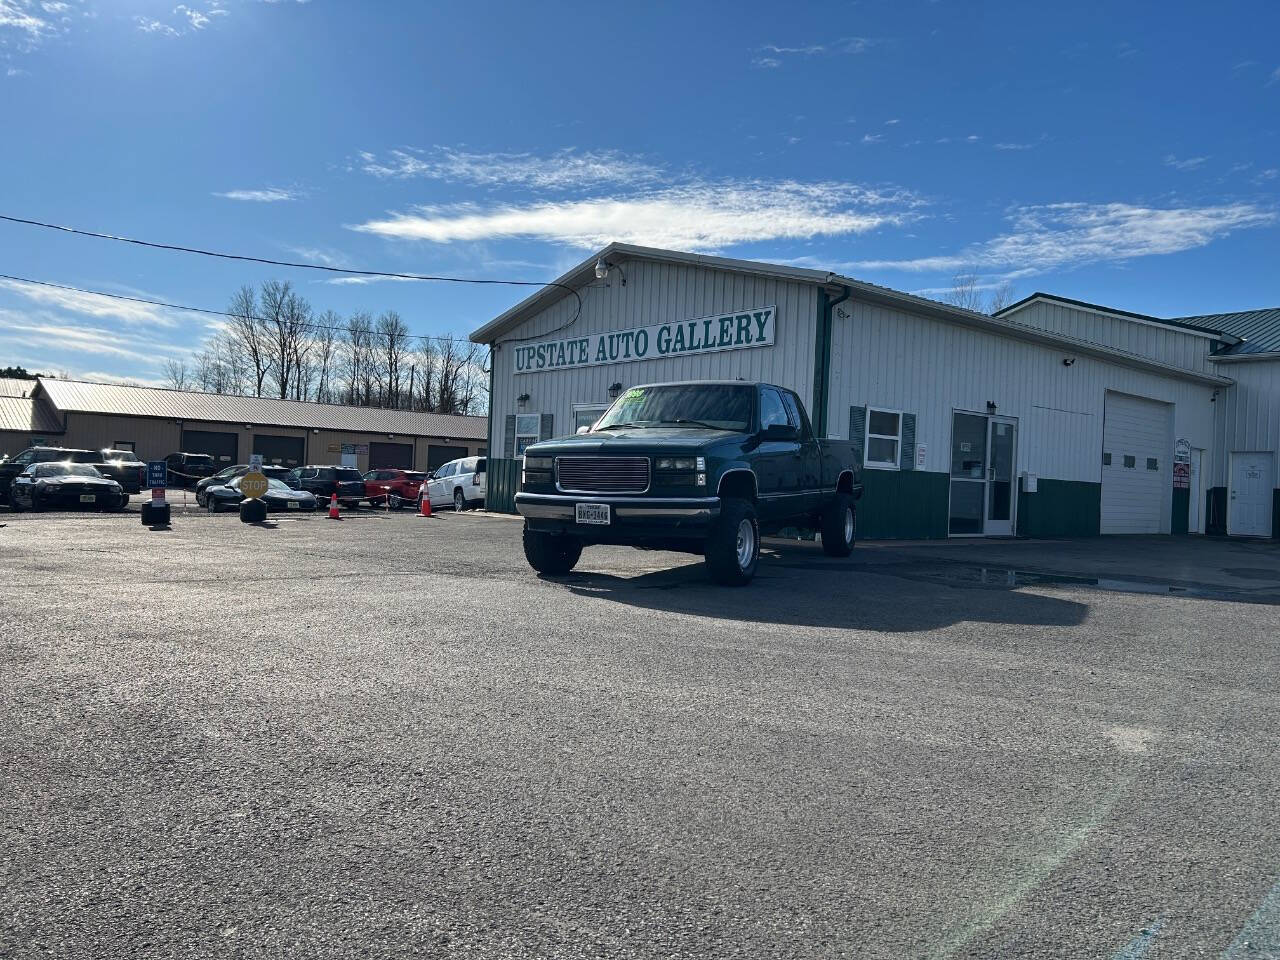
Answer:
[523,457,553,470]
[656,457,698,471]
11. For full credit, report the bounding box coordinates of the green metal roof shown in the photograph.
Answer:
[1174,308,1280,356]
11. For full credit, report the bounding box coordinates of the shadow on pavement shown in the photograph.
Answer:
[558,544,1090,633]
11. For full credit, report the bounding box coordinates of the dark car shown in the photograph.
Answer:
[8,462,127,512]
[204,476,317,513]
[195,464,291,506]
[164,452,219,489]
[68,449,146,494]
[362,468,427,509]
[0,446,96,504]
[285,465,365,506]
[516,381,861,585]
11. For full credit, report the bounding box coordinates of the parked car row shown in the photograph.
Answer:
[7,462,129,512]
[1,446,488,516]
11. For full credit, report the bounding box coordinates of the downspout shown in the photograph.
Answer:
[811,283,851,438]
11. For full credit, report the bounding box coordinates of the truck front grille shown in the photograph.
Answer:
[556,456,650,494]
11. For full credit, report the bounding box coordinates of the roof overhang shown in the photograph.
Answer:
[470,245,1233,387]
[1209,351,1280,364]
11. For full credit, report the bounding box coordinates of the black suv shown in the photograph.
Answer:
[164,452,219,488]
[285,465,366,506]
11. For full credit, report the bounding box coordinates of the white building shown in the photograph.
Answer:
[471,244,1277,540]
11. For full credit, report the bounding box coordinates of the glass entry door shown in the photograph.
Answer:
[949,412,1018,536]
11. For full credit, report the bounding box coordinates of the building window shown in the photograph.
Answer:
[1123,455,1136,468]
[514,413,541,457]
[572,403,610,433]
[1102,452,1112,466]
[865,408,902,469]
[1146,458,1159,471]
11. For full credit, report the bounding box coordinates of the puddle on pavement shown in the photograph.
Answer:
[774,558,1279,603]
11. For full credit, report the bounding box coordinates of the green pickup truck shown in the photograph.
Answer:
[516,380,862,585]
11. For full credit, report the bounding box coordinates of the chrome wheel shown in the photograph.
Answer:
[454,489,465,512]
[844,507,854,544]
[735,518,755,570]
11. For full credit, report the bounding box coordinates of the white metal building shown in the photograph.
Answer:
[471,244,1276,540]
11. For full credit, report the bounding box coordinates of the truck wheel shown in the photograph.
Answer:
[523,528,583,575]
[704,497,759,585]
[821,494,856,557]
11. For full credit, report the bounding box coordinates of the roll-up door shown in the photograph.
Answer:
[1100,392,1171,534]
[369,442,414,470]
[252,434,305,468]
[181,428,238,465]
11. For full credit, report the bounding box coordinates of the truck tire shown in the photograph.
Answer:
[821,493,857,557]
[523,528,583,575]
[704,497,759,585]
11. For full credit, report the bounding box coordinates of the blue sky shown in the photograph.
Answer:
[1,0,1277,384]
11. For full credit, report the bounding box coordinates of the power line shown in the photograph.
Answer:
[0,213,582,332]
[0,272,481,349]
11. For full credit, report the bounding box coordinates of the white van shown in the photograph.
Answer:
[423,456,486,512]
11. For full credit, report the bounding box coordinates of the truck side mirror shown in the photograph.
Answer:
[576,425,592,434]
[760,423,798,441]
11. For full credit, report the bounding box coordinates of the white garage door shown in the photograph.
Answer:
[1101,392,1172,534]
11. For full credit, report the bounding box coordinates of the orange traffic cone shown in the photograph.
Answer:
[419,493,432,517]
[328,493,340,519]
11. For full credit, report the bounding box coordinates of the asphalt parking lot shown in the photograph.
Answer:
[2,508,1278,959]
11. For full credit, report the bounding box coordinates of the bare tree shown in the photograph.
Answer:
[342,312,373,405]
[412,340,436,411]
[374,311,411,407]
[260,280,312,399]
[942,274,1017,315]
[162,358,189,391]
[226,286,270,396]
[311,312,340,404]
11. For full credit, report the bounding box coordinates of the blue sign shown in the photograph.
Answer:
[146,460,167,488]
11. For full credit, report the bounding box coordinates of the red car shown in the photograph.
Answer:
[362,468,427,509]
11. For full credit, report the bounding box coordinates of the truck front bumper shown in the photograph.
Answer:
[515,492,720,542]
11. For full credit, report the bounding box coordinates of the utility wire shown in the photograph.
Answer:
[0,272,479,349]
[0,213,582,334]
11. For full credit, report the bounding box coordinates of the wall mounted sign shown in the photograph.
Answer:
[512,306,776,375]
[1173,438,1191,489]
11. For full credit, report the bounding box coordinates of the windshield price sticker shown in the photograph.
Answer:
[514,306,776,374]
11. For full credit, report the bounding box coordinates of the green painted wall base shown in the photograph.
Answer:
[1171,487,1190,535]
[1016,479,1101,538]
[1206,487,1228,535]
[856,469,950,540]
[486,458,521,514]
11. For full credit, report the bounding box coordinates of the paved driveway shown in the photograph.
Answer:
[1,511,1277,958]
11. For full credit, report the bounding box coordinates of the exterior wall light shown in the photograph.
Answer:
[986,401,998,414]
[517,393,530,408]
[608,382,623,399]
[594,259,627,285]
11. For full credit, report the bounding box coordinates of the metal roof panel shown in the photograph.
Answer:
[35,379,487,439]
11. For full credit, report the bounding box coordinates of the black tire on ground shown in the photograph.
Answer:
[207,496,219,513]
[30,494,46,513]
[522,527,583,575]
[820,493,857,557]
[390,494,403,511]
[703,497,760,586]
[9,496,23,513]
[107,494,128,512]
[454,489,465,512]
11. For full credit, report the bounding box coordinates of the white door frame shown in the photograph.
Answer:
[1189,448,1204,534]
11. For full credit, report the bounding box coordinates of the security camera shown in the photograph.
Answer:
[1063,357,1076,366]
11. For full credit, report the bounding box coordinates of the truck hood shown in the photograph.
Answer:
[528,427,748,455]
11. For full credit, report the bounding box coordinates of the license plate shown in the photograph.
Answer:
[575,502,610,525]
[286,501,299,509]
[79,494,96,503]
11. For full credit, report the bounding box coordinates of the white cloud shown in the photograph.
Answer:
[135,16,178,35]
[0,310,189,366]
[1164,154,1209,171]
[751,37,878,66]
[0,278,179,326]
[751,56,780,69]
[0,0,47,38]
[884,118,900,125]
[994,141,1035,151]
[358,146,659,190]
[850,202,1276,274]
[214,187,300,202]
[351,180,922,252]
[861,133,884,144]
[1269,66,1280,87]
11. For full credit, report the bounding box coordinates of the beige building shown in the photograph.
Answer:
[0,377,486,474]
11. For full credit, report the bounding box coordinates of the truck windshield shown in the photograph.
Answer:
[595,384,753,432]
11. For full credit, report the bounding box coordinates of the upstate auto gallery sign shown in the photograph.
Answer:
[513,306,776,375]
